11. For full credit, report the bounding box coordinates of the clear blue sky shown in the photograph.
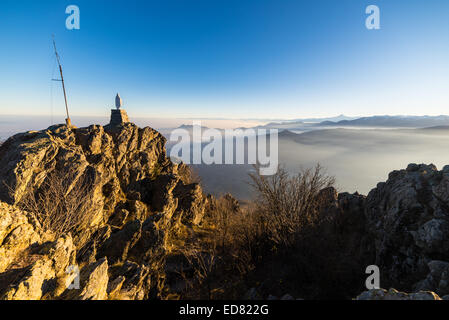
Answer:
[0,0,448,119]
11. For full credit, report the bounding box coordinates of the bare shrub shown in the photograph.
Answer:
[182,164,366,299]
[241,164,366,299]
[248,164,335,247]
[18,168,95,246]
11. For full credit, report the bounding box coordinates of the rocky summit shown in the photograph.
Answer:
[0,123,207,300]
[0,122,449,300]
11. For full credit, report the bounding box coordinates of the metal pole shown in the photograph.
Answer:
[52,36,71,126]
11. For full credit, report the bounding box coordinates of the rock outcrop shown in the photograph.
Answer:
[0,122,208,300]
[280,163,449,299]
[314,163,449,298]
[364,164,449,295]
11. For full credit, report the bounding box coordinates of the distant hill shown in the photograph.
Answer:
[177,124,210,130]
[421,125,449,131]
[261,114,356,129]
[319,115,449,128]
[290,114,356,123]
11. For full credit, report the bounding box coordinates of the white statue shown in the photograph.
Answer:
[115,93,123,110]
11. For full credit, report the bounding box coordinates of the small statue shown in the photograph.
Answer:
[115,93,123,110]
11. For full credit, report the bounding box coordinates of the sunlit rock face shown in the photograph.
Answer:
[0,122,208,300]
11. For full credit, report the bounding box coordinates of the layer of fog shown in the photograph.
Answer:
[178,128,449,200]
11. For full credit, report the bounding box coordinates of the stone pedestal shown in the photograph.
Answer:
[110,109,129,127]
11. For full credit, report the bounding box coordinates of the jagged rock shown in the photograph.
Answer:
[414,260,449,296]
[108,208,130,228]
[174,182,207,225]
[0,123,176,230]
[1,235,75,300]
[77,225,111,264]
[364,164,449,292]
[127,200,150,221]
[151,174,179,219]
[107,276,125,299]
[0,202,40,273]
[415,219,449,252]
[127,217,164,264]
[60,257,109,300]
[110,261,151,300]
[356,288,442,300]
[97,220,142,264]
[1,259,55,300]
[0,122,208,300]
[77,258,109,300]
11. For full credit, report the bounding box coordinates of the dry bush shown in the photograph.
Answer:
[248,164,335,247]
[184,164,365,299]
[18,168,95,246]
[244,164,366,299]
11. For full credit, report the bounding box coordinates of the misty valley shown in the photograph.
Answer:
[165,126,449,200]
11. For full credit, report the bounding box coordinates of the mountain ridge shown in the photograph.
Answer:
[319,115,449,128]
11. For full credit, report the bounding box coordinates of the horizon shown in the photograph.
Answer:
[3,112,449,124]
[1,0,448,119]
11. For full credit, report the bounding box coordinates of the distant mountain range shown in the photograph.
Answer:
[319,115,449,128]
[289,114,357,123]
[261,114,356,129]
[160,115,449,134]
[177,124,210,130]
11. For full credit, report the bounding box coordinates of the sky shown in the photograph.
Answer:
[0,0,448,120]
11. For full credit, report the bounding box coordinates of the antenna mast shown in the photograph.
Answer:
[52,35,72,127]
